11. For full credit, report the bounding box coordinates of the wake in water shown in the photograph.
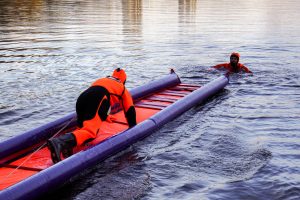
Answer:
[203,133,272,182]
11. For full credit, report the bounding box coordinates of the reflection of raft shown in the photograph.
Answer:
[0,70,229,200]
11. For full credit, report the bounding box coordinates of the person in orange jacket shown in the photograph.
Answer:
[213,52,252,73]
[47,68,137,163]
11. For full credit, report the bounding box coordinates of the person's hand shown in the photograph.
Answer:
[106,115,116,123]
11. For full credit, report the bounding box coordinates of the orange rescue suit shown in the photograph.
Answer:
[214,63,252,73]
[73,76,136,146]
[92,77,134,113]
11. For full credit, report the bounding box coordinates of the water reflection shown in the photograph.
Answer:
[0,0,43,26]
[122,0,142,33]
[178,0,197,23]
[121,0,143,65]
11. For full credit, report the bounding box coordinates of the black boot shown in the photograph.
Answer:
[47,133,77,164]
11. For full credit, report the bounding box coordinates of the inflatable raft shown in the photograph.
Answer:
[0,71,229,200]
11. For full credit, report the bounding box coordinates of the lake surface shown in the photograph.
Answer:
[0,0,300,199]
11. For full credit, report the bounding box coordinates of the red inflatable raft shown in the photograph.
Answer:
[0,70,229,200]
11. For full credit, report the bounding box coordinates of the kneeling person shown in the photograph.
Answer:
[47,68,137,163]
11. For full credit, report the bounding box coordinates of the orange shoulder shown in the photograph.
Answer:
[91,77,109,87]
[239,63,252,73]
[214,63,231,70]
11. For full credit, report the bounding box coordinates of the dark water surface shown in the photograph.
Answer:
[1,0,300,199]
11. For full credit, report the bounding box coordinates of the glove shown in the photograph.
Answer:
[106,115,116,123]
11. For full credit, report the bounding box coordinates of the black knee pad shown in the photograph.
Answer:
[76,86,110,127]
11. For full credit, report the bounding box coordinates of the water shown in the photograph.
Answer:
[1,0,300,199]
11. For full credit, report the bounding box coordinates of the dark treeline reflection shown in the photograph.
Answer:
[179,0,197,14]
[0,0,198,35]
[0,0,44,25]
